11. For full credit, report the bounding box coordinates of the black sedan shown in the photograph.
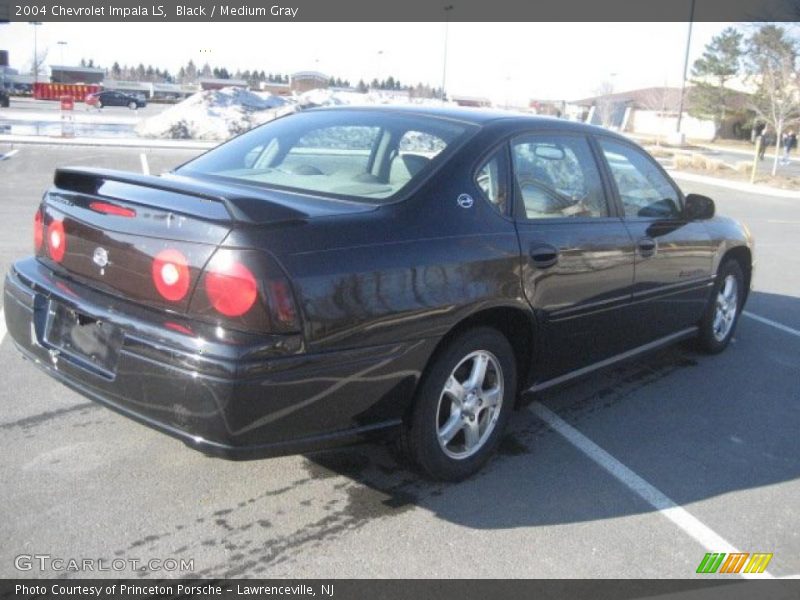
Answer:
[3,107,753,480]
[86,90,146,109]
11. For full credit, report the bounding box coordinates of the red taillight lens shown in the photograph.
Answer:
[89,201,136,218]
[204,260,258,317]
[34,210,44,252]
[47,219,66,262]
[152,248,190,302]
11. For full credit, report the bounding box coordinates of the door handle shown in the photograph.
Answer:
[529,243,560,269]
[637,237,657,257]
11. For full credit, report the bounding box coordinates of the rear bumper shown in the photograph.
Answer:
[4,258,434,458]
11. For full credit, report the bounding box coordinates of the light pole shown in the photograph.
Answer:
[30,22,42,83]
[676,0,696,136]
[57,41,67,66]
[441,4,454,103]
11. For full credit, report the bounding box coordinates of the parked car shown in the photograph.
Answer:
[3,107,753,480]
[85,90,146,109]
[0,88,9,108]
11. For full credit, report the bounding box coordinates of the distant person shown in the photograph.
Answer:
[758,127,771,161]
[753,121,765,144]
[781,130,797,165]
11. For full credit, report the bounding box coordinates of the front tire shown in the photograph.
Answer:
[128,101,138,110]
[697,259,744,354]
[403,327,516,481]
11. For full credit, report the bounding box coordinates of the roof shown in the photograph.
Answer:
[572,86,753,111]
[49,65,105,74]
[199,78,248,86]
[291,71,328,80]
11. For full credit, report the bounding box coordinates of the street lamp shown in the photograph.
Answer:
[441,4,454,103]
[676,0,696,137]
[57,41,67,66]
[29,21,42,84]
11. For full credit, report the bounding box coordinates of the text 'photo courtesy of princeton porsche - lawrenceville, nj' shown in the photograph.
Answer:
[1,0,800,598]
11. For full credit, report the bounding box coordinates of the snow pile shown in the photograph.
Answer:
[137,86,458,140]
[136,87,294,141]
[296,88,452,108]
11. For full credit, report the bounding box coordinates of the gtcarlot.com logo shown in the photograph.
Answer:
[15,554,194,573]
[696,552,773,574]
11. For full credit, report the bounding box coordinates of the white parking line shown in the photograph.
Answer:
[743,311,800,339]
[1,149,19,161]
[139,152,150,175]
[0,309,5,346]
[529,402,774,579]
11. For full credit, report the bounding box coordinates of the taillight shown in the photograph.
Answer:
[204,259,258,317]
[188,249,300,333]
[34,209,44,252]
[47,219,66,262]
[152,248,190,302]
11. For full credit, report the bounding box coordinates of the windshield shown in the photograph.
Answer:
[177,109,476,202]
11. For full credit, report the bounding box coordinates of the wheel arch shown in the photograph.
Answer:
[410,304,538,417]
[720,245,753,302]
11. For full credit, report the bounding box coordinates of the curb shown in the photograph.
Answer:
[0,134,217,150]
[669,169,800,199]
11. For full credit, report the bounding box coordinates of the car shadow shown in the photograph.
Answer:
[300,290,800,530]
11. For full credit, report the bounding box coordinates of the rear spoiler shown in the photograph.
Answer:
[53,167,307,225]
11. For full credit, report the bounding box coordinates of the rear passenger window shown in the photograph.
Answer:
[475,148,509,215]
[598,138,681,219]
[511,134,607,219]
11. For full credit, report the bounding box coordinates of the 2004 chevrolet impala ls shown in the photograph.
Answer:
[4,107,753,480]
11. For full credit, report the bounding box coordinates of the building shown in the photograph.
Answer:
[199,78,248,91]
[50,65,105,84]
[290,71,328,94]
[570,86,754,141]
[451,95,492,108]
[260,81,292,96]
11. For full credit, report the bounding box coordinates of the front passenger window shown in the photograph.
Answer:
[598,138,681,219]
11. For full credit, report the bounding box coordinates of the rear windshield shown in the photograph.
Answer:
[177,110,476,202]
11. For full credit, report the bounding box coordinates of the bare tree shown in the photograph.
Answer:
[594,80,616,128]
[29,47,49,80]
[744,24,800,175]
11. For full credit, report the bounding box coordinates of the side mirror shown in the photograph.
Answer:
[685,193,715,220]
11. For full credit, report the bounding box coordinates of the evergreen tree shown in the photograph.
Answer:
[689,27,744,140]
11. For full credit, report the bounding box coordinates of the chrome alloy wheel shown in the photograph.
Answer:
[713,274,739,342]
[436,350,504,460]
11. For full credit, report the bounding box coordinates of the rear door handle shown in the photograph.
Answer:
[529,243,559,269]
[637,237,657,257]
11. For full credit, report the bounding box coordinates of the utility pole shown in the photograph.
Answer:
[441,4,454,103]
[57,41,67,66]
[676,0,696,136]
[30,21,42,83]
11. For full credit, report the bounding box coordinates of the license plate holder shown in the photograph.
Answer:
[44,301,123,376]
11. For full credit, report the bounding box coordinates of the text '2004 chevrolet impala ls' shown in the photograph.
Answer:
[4,107,753,480]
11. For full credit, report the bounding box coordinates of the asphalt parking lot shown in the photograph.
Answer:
[0,142,798,579]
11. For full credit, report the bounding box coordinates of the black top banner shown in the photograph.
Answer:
[1,0,799,22]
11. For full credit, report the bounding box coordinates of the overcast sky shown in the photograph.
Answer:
[2,22,735,104]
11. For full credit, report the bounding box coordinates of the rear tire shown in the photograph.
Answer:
[697,259,744,354]
[402,327,516,481]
